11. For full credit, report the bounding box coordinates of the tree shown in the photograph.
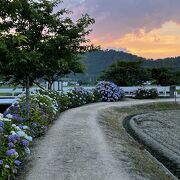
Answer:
[0,0,96,118]
[100,61,150,86]
[150,68,180,86]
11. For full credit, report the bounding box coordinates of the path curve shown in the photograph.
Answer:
[22,99,174,180]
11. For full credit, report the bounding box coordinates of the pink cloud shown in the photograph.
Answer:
[60,0,180,42]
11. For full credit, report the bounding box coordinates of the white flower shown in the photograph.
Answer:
[0,113,4,118]
[6,114,13,119]
[15,152,19,158]
[23,125,29,130]
[14,126,20,131]
[0,117,11,122]
[11,131,16,135]
[17,130,25,137]
[24,147,31,154]
[5,165,10,169]
[25,135,32,141]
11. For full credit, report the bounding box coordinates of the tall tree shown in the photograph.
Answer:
[38,13,95,89]
[0,0,96,117]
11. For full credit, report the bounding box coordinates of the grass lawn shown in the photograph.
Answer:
[99,102,180,180]
[0,92,21,97]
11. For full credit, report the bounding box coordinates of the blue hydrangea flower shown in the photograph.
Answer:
[14,160,21,166]
[12,114,24,122]
[8,142,15,148]
[8,134,20,144]
[18,124,23,129]
[96,81,124,102]
[0,160,3,165]
[0,121,4,127]
[21,139,29,147]
[6,149,17,156]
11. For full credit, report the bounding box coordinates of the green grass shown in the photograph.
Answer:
[0,84,39,89]
[0,92,21,97]
[99,102,180,180]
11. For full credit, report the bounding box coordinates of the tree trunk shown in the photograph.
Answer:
[34,81,46,90]
[25,76,30,120]
[48,79,53,90]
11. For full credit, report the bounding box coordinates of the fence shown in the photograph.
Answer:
[0,86,179,104]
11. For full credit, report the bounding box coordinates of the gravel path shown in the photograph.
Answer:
[21,99,174,180]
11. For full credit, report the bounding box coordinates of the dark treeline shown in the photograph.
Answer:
[100,61,180,86]
[77,50,180,81]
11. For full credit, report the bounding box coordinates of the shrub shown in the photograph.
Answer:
[96,81,124,102]
[133,88,158,99]
[67,87,96,108]
[0,81,127,179]
[0,117,32,179]
[56,93,71,112]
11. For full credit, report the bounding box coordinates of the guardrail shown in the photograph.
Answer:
[0,86,179,105]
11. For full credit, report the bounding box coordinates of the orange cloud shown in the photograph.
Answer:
[91,21,180,59]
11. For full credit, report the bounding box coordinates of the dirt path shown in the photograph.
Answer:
[21,99,175,180]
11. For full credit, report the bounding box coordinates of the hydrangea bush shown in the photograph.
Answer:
[0,90,58,179]
[67,87,97,108]
[0,117,32,179]
[96,81,124,102]
[133,87,158,99]
[0,82,124,179]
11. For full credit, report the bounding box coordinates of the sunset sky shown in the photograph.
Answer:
[60,0,180,59]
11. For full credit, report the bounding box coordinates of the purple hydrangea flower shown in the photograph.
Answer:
[18,124,23,129]
[8,142,15,148]
[3,111,10,117]
[6,149,17,156]
[0,121,4,127]
[0,160,3,165]
[8,134,20,144]
[12,114,24,122]
[21,139,29,147]
[9,105,19,111]
[14,160,21,166]
[96,81,124,102]
[0,127,3,133]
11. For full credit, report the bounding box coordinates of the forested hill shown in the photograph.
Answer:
[80,50,180,78]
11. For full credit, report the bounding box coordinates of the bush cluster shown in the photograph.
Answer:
[66,87,98,108]
[96,81,124,102]
[133,88,158,99]
[0,82,124,179]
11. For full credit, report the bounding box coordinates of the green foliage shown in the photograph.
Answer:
[0,0,96,120]
[150,68,180,86]
[100,61,150,86]
[100,58,180,86]
[0,86,101,179]
[0,121,31,179]
[17,91,58,136]
[56,94,71,112]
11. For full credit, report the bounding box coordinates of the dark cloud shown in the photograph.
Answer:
[60,0,180,41]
